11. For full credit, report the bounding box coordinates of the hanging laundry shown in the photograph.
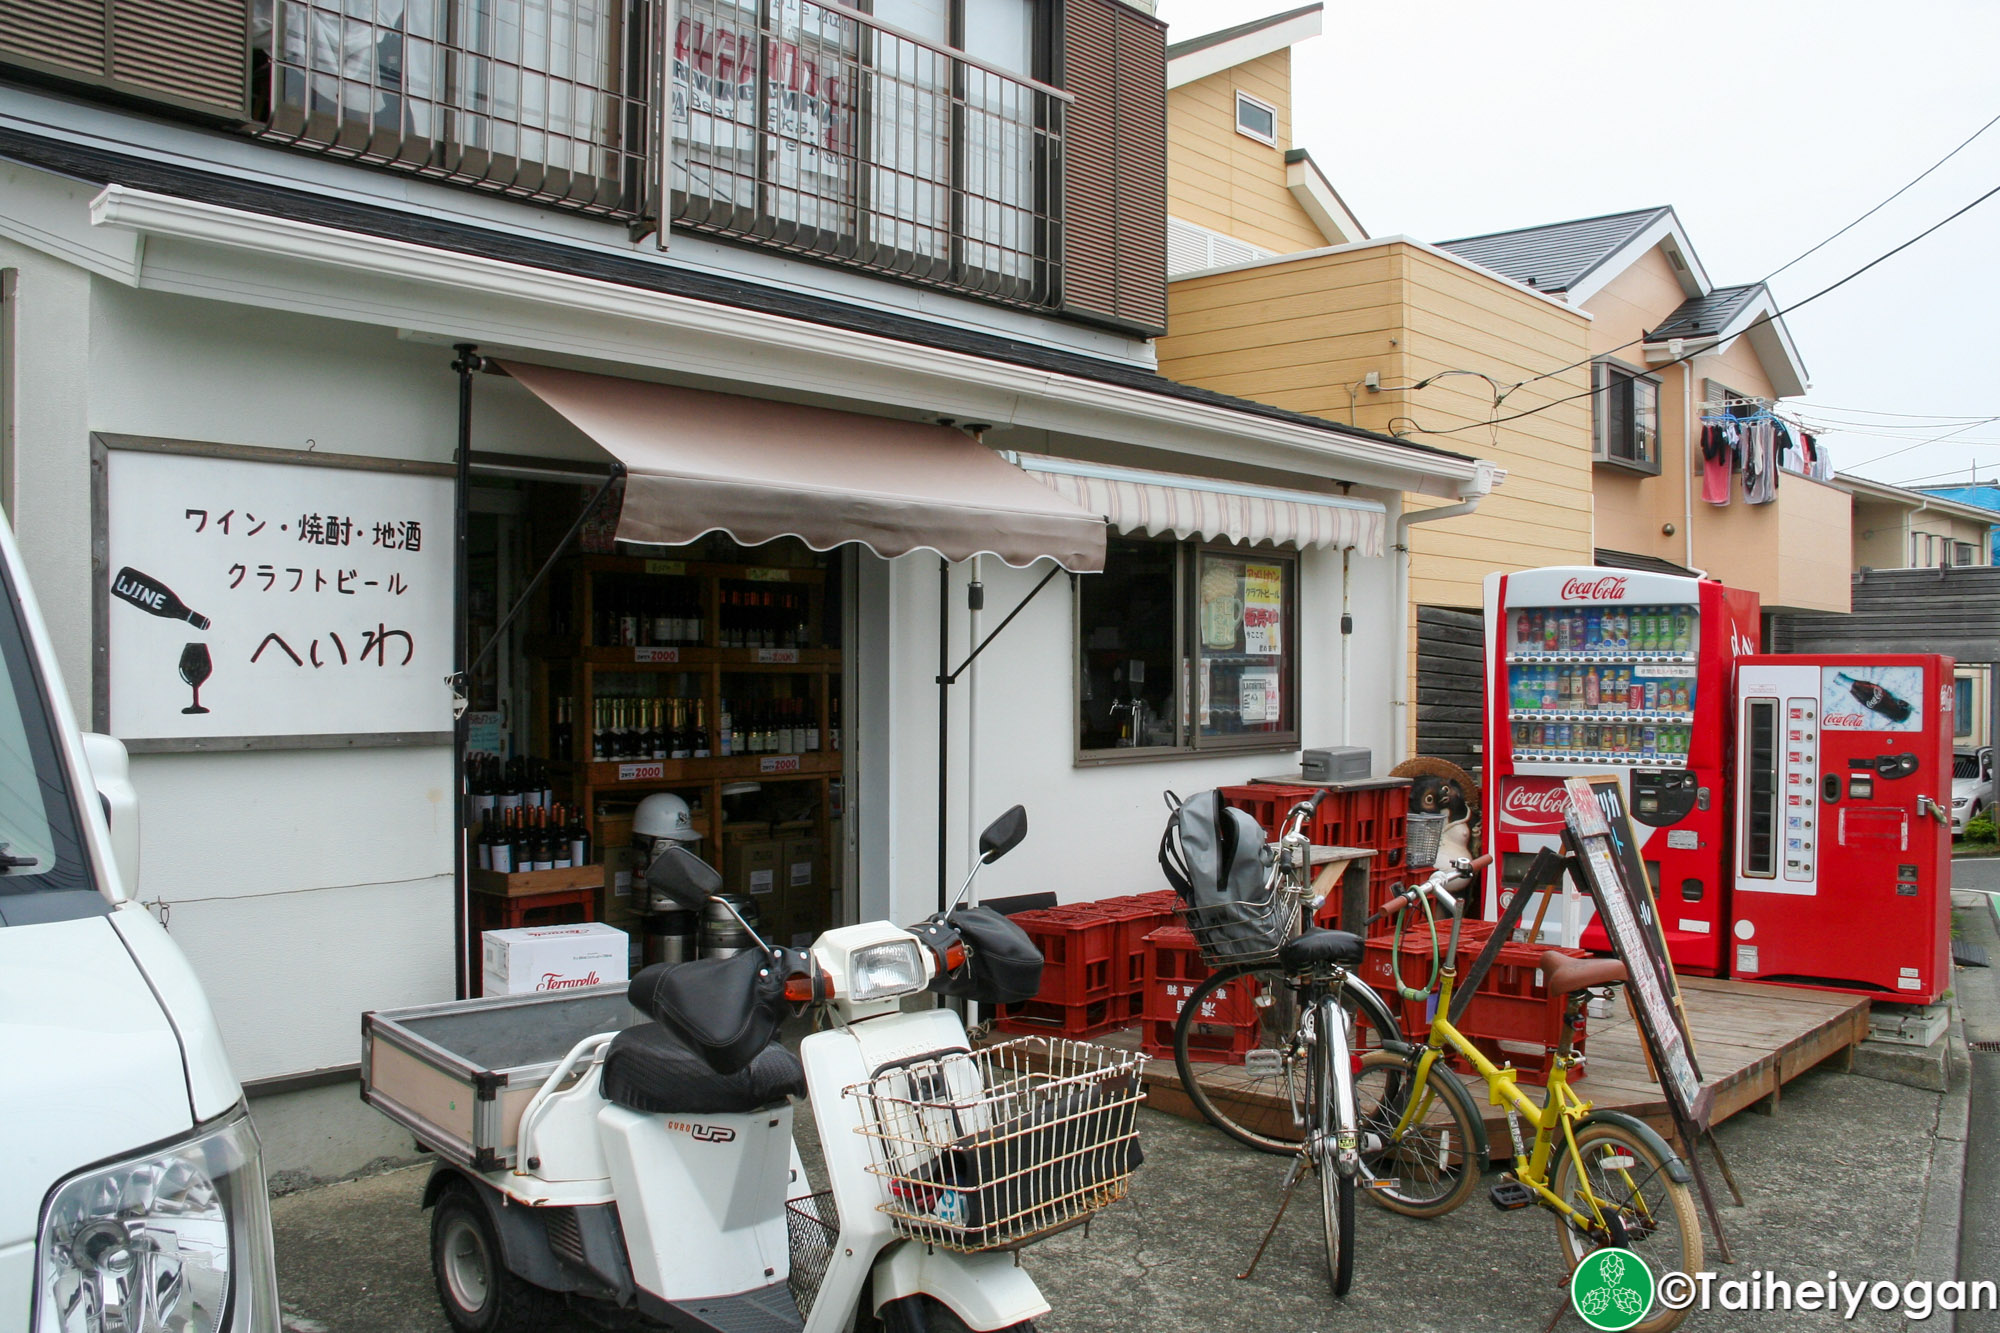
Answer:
[1700,422,1734,505]
[1743,421,1779,504]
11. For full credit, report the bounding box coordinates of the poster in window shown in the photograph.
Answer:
[1243,563,1283,655]
[1239,667,1280,724]
[1198,559,1241,651]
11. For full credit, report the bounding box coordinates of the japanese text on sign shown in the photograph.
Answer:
[105,447,454,741]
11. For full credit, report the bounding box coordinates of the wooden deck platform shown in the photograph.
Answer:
[1118,975,1871,1141]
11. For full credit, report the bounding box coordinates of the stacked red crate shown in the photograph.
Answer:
[1221,780,1412,927]
[1136,925,1260,1064]
[1358,923,1586,1086]
[992,906,1123,1039]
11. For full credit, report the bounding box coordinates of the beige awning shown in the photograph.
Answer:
[501,361,1107,571]
[1010,453,1387,557]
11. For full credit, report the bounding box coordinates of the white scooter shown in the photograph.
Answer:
[409,806,1145,1333]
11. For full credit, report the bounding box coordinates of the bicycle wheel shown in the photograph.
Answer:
[1352,1048,1482,1218]
[1173,967,1396,1155]
[1313,999,1356,1298]
[1549,1121,1702,1333]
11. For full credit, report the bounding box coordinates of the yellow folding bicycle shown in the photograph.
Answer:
[1353,857,1703,1333]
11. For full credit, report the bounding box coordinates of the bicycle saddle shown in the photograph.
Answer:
[1279,927,1365,972]
[1539,951,1627,995]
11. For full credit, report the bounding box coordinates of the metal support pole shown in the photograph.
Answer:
[450,343,483,1000]
[938,557,950,914]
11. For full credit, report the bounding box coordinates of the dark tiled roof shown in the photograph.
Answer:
[1436,207,1669,294]
[0,126,1474,473]
[1595,548,1698,578]
[1166,3,1322,59]
[1648,284,1765,341]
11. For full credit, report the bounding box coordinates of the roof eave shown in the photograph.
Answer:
[1166,4,1323,88]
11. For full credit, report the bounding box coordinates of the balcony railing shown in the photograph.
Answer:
[252,0,651,218]
[668,0,1066,307]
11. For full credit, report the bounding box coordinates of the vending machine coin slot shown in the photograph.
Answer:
[1822,775,1842,802]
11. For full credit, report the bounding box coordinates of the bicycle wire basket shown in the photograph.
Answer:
[1174,877,1309,969]
[785,1190,838,1319]
[848,1036,1147,1252]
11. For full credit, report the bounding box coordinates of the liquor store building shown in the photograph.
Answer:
[0,164,1495,1179]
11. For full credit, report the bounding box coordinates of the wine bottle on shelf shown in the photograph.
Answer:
[718,699,734,757]
[473,812,492,871]
[567,806,591,868]
[489,810,516,874]
[551,806,574,870]
[669,699,692,760]
[692,699,711,759]
[802,699,819,752]
[531,809,554,872]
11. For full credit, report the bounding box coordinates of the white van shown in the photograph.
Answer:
[0,512,279,1331]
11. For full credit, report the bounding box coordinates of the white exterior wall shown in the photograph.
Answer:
[858,540,1399,924]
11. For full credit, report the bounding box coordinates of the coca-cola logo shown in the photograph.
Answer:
[1558,576,1628,601]
[1822,713,1865,730]
[537,971,603,991]
[1499,782,1570,830]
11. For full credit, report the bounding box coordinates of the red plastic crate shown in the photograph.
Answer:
[992,996,1126,1039]
[1010,906,1119,1007]
[1452,941,1590,1085]
[1360,921,1498,1033]
[1090,896,1178,996]
[1222,780,1411,865]
[1137,925,1262,1064]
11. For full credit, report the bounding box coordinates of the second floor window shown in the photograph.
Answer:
[1593,360,1660,475]
[670,0,1057,303]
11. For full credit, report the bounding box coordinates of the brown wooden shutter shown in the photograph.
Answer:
[1059,0,1167,335]
[0,0,250,119]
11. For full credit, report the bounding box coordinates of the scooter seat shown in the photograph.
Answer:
[602,1022,806,1116]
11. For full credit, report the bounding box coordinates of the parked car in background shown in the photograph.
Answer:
[1954,746,1995,835]
[0,512,280,1331]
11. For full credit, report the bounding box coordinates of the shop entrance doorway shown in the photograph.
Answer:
[462,469,856,990]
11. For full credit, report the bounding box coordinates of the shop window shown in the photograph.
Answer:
[1076,537,1299,759]
[1234,90,1276,145]
[1593,360,1660,475]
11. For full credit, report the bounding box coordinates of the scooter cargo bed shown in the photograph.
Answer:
[361,985,640,1172]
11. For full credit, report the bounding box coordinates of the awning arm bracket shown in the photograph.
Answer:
[937,563,1068,686]
[468,462,628,679]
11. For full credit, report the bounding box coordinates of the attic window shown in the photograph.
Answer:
[1235,92,1278,145]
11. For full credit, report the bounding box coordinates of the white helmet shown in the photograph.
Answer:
[633,792,700,844]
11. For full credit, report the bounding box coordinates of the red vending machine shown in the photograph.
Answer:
[1730,655,1955,1002]
[1481,567,1762,974]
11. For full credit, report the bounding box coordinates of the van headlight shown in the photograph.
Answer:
[849,940,927,1001]
[36,1106,277,1333]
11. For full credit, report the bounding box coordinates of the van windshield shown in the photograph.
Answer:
[0,553,98,925]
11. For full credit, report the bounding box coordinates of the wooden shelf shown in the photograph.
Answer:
[570,753,840,786]
[561,646,841,669]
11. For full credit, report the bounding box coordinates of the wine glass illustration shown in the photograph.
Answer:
[178,642,213,715]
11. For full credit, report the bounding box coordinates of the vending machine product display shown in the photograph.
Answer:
[1730,655,1954,1003]
[1482,568,1762,975]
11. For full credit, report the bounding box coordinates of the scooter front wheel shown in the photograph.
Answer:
[878,1294,1037,1333]
[430,1179,568,1333]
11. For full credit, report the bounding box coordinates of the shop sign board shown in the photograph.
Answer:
[97,439,454,746]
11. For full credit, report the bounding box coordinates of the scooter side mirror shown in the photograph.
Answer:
[646,844,722,909]
[978,805,1028,864]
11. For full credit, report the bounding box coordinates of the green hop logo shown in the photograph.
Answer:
[1570,1247,1654,1330]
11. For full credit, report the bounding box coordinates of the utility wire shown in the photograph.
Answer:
[1843,417,2000,471]
[1763,109,2000,283]
[1410,114,2000,418]
[1403,182,2000,439]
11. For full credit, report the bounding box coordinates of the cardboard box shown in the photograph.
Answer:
[600,845,643,925]
[726,838,783,902]
[780,833,830,943]
[482,922,630,996]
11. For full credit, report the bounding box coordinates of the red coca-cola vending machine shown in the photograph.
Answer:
[1481,567,1762,975]
[1729,655,1954,1003]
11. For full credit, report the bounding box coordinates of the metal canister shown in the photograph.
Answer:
[699,895,759,959]
[643,910,698,969]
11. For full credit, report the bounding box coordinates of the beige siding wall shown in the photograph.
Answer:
[1166,51,1325,255]
[1855,500,1994,568]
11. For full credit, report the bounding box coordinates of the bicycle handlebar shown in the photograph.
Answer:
[1365,853,1493,927]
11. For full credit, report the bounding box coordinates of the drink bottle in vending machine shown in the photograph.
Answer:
[1730,655,1954,1003]
[1482,567,1762,975]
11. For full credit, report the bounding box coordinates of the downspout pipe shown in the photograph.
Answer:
[1392,461,1501,765]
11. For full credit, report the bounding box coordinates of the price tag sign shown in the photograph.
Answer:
[755,648,800,664]
[760,755,801,774]
[746,568,792,583]
[634,647,680,663]
[643,560,686,576]
[618,762,665,782]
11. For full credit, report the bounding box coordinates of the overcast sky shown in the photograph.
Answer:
[1152,0,2000,491]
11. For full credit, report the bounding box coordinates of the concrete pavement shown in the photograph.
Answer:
[1955,856,2000,1333]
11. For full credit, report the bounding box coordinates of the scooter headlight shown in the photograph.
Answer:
[35,1106,278,1333]
[848,939,928,1001]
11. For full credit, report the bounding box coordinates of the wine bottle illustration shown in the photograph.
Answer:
[111,567,210,630]
[1835,671,1912,723]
